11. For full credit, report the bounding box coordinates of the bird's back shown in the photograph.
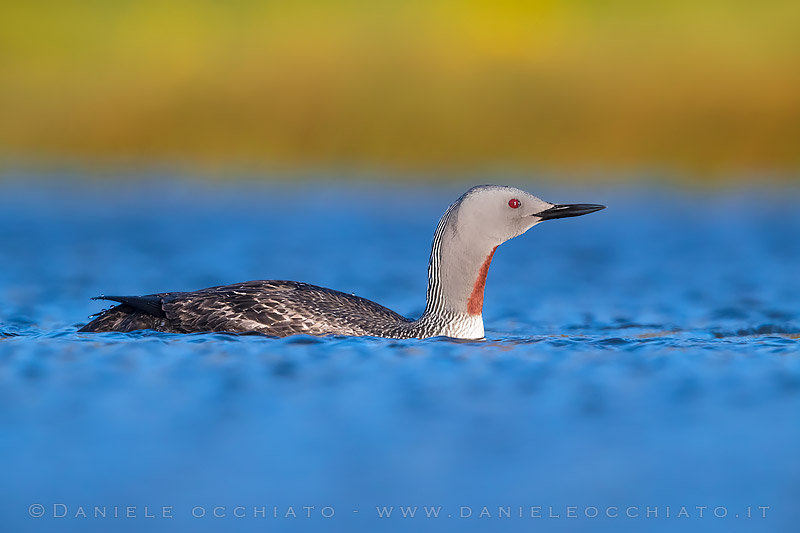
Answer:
[80,280,414,337]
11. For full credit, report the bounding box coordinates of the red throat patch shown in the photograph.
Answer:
[467,246,497,315]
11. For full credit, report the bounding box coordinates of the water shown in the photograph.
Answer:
[1,177,799,532]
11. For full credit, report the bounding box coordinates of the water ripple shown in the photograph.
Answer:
[2,181,800,533]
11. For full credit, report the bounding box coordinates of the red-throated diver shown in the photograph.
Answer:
[79,185,605,339]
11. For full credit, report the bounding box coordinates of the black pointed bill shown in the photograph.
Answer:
[534,203,606,221]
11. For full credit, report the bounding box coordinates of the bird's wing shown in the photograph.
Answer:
[162,280,410,337]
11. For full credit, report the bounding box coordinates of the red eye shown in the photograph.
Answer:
[508,198,521,209]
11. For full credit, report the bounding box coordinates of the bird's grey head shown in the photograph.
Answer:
[422,184,605,335]
[450,184,605,246]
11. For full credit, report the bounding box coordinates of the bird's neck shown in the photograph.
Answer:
[420,205,498,325]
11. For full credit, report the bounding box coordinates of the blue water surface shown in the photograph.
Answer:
[1,177,799,532]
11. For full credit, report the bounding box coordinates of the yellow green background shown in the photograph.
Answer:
[2,0,798,179]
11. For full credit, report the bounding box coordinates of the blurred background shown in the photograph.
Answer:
[2,4,800,533]
[1,0,798,180]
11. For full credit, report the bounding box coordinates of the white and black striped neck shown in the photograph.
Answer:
[412,190,504,339]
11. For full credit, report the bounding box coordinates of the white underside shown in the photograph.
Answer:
[432,314,485,340]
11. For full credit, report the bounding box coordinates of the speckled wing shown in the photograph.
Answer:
[162,280,411,337]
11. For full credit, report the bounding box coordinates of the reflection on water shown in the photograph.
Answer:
[0,178,799,533]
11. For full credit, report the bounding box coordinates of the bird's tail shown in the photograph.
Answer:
[79,294,167,332]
